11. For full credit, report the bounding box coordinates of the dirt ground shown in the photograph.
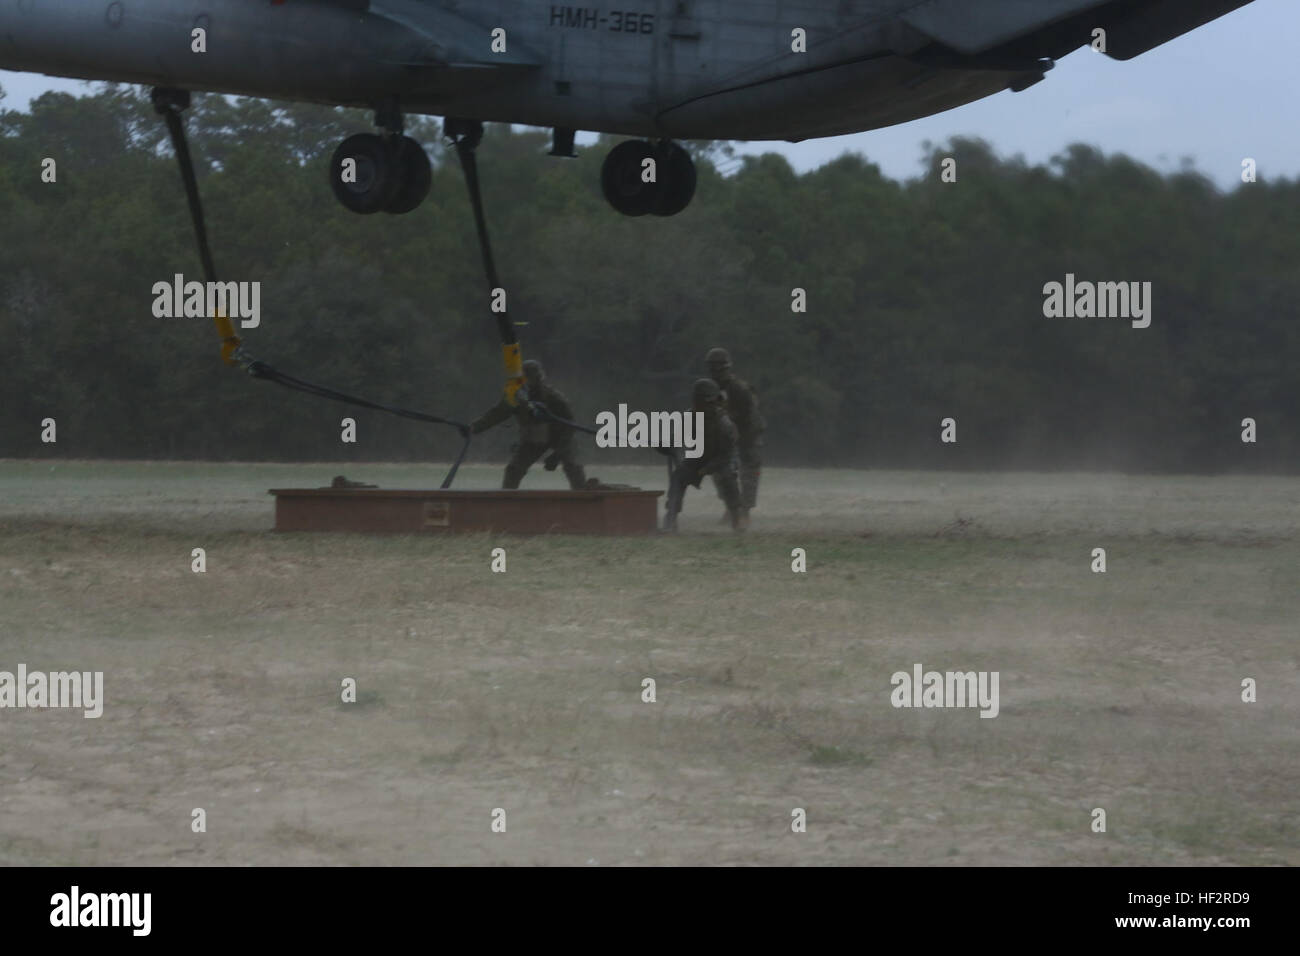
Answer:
[0,460,1296,865]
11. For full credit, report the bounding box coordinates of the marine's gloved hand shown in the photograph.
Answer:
[543,451,560,471]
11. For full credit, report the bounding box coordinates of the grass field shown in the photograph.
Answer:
[0,460,1296,866]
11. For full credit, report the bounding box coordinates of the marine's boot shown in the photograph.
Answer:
[563,461,588,490]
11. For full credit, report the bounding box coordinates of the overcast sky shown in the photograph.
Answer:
[1,0,1292,189]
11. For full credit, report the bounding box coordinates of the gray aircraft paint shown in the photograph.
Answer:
[0,0,1256,141]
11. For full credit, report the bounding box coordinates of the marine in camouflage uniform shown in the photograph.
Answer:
[471,360,588,490]
[705,347,764,514]
[663,379,746,532]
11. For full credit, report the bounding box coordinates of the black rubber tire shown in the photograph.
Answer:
[600,140,659,217]
[329,133,400,215]
[384,136,432,215]
[651,142,697,217]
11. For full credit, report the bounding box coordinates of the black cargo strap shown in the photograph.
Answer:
[246,362,473,489]
[156,88,472,489]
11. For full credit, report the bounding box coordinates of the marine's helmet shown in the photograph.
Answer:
[704,347,732,372]
[692,378,722,404]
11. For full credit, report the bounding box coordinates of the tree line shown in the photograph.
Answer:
[1,85,1295,471]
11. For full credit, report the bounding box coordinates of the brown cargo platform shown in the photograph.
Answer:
[269,488,664,535]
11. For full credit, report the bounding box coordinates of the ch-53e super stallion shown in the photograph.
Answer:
[1,0,1256,218]
[0,0,1261,491]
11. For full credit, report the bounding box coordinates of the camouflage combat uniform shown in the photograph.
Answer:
[664,379,745,531]
[471,361,587,490]
[706,348,764,511]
